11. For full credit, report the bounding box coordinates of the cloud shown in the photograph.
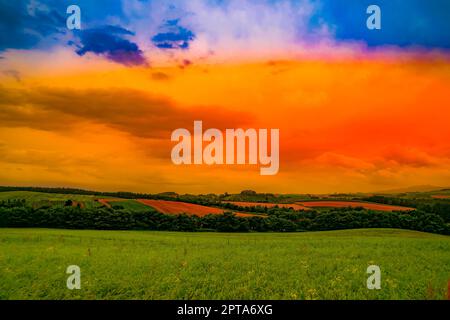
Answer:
[151,71,171,81]
[315,0,450,49]
[152,19,195,49]
[121,0,450,61]
[179,0,322,58]
[0,142,84,169]
[73,25,147,66]
[2,0,449,67]
[0,0,65,51]
[315,152,376,171]
[383,147,439,168]
[0,85,253,138]
[2,70,21,81]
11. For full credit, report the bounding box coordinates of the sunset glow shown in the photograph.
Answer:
[1,0,449,194]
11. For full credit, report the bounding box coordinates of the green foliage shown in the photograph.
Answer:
[0,189,449,234]
[364,195,450,223]
[0,202,448,235]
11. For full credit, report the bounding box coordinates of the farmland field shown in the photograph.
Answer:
[0,228,449,300]
[0,191,101,203]
[137,199,258,217]
[0,191,106,209]
[432,195,450,199]
[223,201,310,211]
[296,201,414,211]
[223,200,414,212]
[100,199,155,211]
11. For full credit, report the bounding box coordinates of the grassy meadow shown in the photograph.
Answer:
[108,200,154,211]
[0,228,449,300]
[0,191,105,209]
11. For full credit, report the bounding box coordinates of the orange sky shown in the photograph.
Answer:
[1,55,450,194]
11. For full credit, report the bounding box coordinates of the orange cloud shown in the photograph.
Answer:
[0,86,254,138]
[0,58,449,193]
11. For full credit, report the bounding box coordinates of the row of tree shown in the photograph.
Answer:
[0,204,448,235]
[0,186,300,203]
[363,195,450,223]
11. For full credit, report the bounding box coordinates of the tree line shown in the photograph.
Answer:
[363,195,450,223]
[0,201,448,235]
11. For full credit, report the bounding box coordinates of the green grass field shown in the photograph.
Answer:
[0,191,108,209]
[109,200,154,211]
[0,228,449,300]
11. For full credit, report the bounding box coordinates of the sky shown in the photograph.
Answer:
[0,0,450,194]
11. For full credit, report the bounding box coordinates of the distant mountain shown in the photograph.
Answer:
[375,185,445,194]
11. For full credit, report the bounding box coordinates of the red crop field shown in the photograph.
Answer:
[296,201,414,211]
[431,195,450,199]
[223,201,310,211]
[137,199,258,217]
[98,199,413,213]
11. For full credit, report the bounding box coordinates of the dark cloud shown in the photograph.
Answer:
[152,19,195,49]
[0,86,253,138]
[3,70,21,82]
[0,0,145,65]
[73,25,147,66]
[0,0,65,51]
[179,59,192,69]
[151,72,171,81]
[383,148,438,168]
